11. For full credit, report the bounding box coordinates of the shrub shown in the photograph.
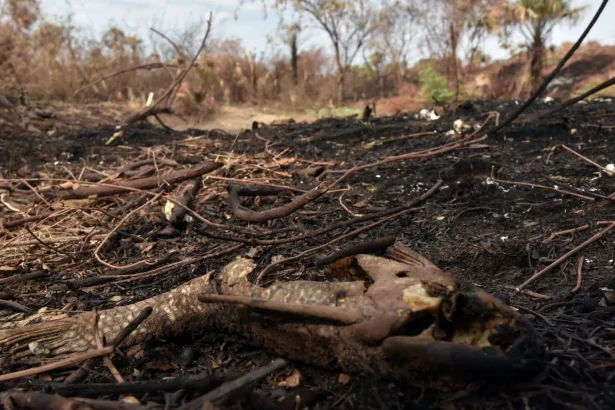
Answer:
[418,64,453,104]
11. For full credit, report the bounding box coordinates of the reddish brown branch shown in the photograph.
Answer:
[228,172,352,223]
[518,222,615,290]
[328,135,488,174]
[572,256,584,293]
[200,180,442,246]
[542,224,590,243]
[490,178,595,201]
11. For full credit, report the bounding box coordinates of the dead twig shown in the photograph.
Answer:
[518,222,615,290]
[122,13,213,124]
[0,346,115,382]
[560,144,613,174]
[256,209,410,284]
[24,225,77,262]
[50,162,222,200]
[43,371,236,397]
[538,76,615,119]
[0,299,34,314]
[72,62,180,96]
[65,307,153,384]
[2,234,108,249]
[511,305,555,327]
[179,359,288,409]
[572,256,584,293]
[542,224,590,243]
[93,244,244,286]
[328,135,488,174]
[228,169,355,223]
[380,130,437,143]
[489,178,595,201]
[92,309,124,383]
[94,191,164,270]
[200,180,442,246]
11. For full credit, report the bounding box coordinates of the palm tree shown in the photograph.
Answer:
[491,0,583,94]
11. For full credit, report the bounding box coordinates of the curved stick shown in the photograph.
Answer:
[228,172,352,223]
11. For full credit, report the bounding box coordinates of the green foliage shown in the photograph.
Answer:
[418,64,453,104]
[352,62,375,80]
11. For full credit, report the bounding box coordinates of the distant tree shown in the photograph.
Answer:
[490,0,584,93]
[367,0,418,93]
[272,0,378,102]
[410,0,498,100]
[4,0,40,30]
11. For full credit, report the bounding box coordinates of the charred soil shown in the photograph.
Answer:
[0,99,614,410]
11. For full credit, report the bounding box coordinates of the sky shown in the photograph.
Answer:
[41,0,615,62]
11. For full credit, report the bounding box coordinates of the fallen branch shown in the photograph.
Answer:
[50,162,222,200]
[517,222,615,290]
[0,299,33,314]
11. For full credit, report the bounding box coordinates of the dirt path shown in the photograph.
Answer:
[179,105,309,132]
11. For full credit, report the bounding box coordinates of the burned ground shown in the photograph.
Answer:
[0,99,614,410]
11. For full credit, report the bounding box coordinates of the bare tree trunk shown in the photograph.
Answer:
[530,33,544,96]
[290,32,298,85]
[245,49,258,103]
[449,21,460,101]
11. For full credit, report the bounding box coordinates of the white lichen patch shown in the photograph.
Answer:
[164,201,175,220]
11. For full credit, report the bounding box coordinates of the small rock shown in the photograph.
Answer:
[180,346,197,366]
